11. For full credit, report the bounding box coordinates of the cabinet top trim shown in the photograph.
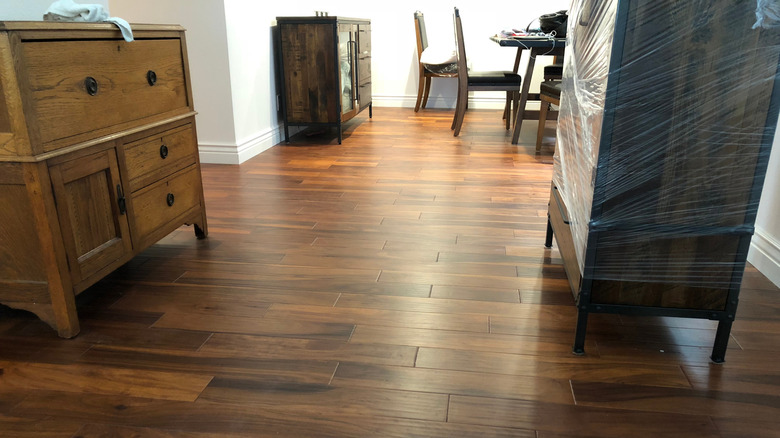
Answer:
[276,16,370,24]
[0,21,185,37]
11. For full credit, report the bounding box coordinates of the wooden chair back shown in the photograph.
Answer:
[414,11,428,62]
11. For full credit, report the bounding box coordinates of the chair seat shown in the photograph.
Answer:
[544,64,563,78]
[540,80,562,99]
[467,71,522,86]
[424,62,458,75]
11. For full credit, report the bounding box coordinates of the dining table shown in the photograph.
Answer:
[491,35,566,144]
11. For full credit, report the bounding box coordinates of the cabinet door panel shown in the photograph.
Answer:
[49,148,132,286]
[338,23,358,121]
[279,23,338,123]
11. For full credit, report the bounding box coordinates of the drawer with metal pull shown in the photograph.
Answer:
[20,38,188,150]
[129,164,202,247]
[123,124,196,192]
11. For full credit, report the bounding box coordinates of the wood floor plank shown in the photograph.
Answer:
[349,325,598,357]
[0,415,83,438]
[198,333,418,366]
[153,313,355,341]
[110,283,340,316]
[336,293,577,319]
[712,418,780,438]
[430,285,521,303]
[263,303,489,333]
[447,394,720,437]
[571,380,780,421]
[199,383,449,422]
[332,362,574,404]
[79,345,338,385]
[683,364,780,396]
[73,423,244,438]
[415,347,691,388]
[0,360,212,401]
[14,390,535,438]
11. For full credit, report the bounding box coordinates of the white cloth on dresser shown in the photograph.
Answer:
[44,0,134,41]
[754,0,780,29]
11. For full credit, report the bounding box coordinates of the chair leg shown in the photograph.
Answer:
[414,71,426,112]
[505,92,511,130]
[422,77,433,109]
[536,97,550,153]
[451,87,462,130]
[453,89,467,136]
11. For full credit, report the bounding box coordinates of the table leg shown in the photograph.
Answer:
[512,47,538,144]
[504,47,526,121]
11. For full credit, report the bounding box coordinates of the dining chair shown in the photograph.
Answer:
[451,7,522,136]
[536,80,561,153]
[414,11,458,112]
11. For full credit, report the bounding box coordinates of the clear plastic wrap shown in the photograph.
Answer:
[552,0,780,290]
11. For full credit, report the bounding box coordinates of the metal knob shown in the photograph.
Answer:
[160,144,169,159]
[85,77,98,95]
[166,193,175,207]
[147,70,157,86]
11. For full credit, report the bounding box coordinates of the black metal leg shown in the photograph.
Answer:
[284,123,290,143]
[545,215,553,248]
[369,102,373,118]
[710,319,733,363]
[572,305,589,355]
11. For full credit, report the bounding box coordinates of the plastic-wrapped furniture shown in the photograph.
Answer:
[545,0,780,363]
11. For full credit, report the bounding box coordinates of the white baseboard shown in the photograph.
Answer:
[198,125,283,164]
[196,96,538,164]
[371,94,532,110]
[748,226,780,287]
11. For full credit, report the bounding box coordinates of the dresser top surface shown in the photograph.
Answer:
[0,21,184,35]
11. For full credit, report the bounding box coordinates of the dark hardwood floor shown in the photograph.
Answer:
[2,107,780,437]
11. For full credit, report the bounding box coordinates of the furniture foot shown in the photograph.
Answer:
[710,319,733,363]
[194,223,208,239]
[545,215,553,248]
[572,305,589,355]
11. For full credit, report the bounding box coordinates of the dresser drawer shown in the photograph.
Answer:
[124,124,196,192]
[130,164,201,245]
[21,38,188,149]
[549,184,581,297]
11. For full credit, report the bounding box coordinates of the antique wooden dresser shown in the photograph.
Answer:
[0,22,208,337]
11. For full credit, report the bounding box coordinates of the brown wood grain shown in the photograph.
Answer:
[0,360,212,401]
[0,107,778,436]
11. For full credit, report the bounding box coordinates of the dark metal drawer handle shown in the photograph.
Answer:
[116,184,126,215]
[85,76,98,95]
[160,144,169,159]
[147,70,157,86]
[166,193,175,207]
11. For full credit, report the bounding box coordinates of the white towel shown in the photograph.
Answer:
[754,0,780,29]
[44,0,134,42]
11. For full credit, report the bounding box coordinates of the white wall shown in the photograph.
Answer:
[106,0,568,164]
[748,120,780,287]
[108,0,237,164]
[0,0,108,20]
